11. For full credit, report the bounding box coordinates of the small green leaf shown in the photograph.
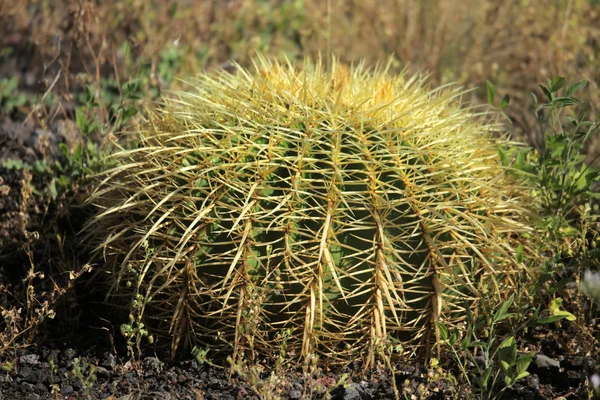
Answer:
[76,109,88,134]
[486,80,496,104]
[493,294,514,323]
[34,160,47,173]
[549,297,576,321]
[515,244,523,263]
[467,341,487,348]
[498,146,508,166]
[553,96,579,107]
[516,149,525,169]
[58,175,71,188]
[498,336,517,371]
[499,94,510,110]
[530,92,538,110]
[450,328,459,346]
[539,85,553,102]
[516,355,534,375]
[481,366,493,386]
[49,180,58,200]
[549,76,565,93]
[566,80,587,96]
[87,140,97,154]
[122,107,138,121]
[435,322,449,341]
[537,314,571,324]
[88,120,99,134]
[72,143,83,163]
[59,143,70,158]
[515,371,530,381]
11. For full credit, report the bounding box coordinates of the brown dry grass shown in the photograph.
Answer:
[2,0,598,145]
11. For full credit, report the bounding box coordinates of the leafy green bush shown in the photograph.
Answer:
[437,76,600,399]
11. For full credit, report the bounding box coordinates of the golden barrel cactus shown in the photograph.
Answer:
[86,56,537,367]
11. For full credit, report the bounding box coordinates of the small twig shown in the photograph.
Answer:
[41,70,62,103]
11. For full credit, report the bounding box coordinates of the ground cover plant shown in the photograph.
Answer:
[1,1,600,399]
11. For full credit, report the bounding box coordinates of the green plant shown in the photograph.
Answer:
[437,295,536,399]
[49,357,60,399]
[71,357,97,400]
[0,77,27,114]
[85,56,539,369]
[498,77,600,252]
[191,345,223,369]
[120,293,154,364]
[228,356,286,400]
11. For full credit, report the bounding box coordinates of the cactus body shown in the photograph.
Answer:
[87,56,537,367]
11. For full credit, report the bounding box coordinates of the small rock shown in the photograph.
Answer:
[63,349,77,362]
[19,354,40,367]
[47,350,60,364]
[34,382,47,393]
[535,354,560,369]
[144,393,172,400]
[72,380,83,391]
[209,376,223,390]
[288,389,303,399]
[142,357,163,375]
[18,366,32,379]
[343,386,362,400]
[96,366,111,379]
[101,353,117,369]
[23,369,46,384]
[125,371,137,385]
[20,382,35,392]
[527,373,540,390]
[61,385,74,395]
[20,382,42,400]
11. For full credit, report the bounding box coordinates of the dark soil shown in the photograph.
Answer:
[0,325,595,400]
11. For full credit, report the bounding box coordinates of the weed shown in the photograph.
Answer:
[440,76,600,399]
[0,77,27,115]
[228,356,285,400]
[499,77,600,252]
[437,295,529,398]
[120,293,154,365]
[0,232,91,357]
[71,357,97,400]
[191,345,223,370]
[436,292,579,399]
[49,357,60,399]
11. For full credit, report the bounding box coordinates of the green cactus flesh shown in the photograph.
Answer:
[87,56,538,367]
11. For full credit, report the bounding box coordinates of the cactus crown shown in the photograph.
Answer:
[87,55,537,367]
